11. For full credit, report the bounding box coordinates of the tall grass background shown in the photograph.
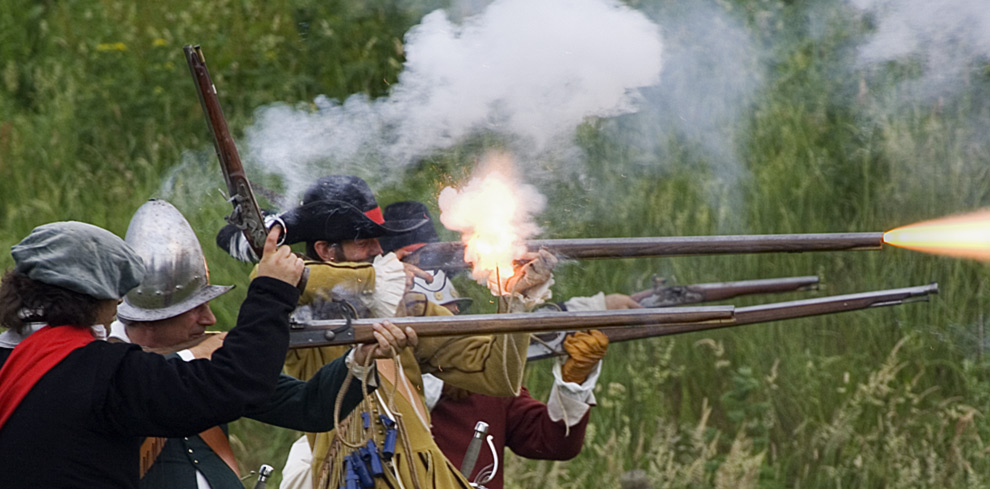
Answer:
[2,0,989,487]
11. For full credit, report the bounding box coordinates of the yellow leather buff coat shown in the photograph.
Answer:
[284,262,529,489]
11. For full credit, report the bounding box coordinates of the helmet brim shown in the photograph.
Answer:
[116,284,234,323]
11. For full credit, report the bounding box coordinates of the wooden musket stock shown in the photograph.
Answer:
[288,306,735,349]
[185,45,268,259]
[404,233,885,270]
[638,275,820,307]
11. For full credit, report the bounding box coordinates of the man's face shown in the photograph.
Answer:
[339,238,383,262]
[135,302,216,348]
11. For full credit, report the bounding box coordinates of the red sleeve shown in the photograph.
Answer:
[502,386,589,460]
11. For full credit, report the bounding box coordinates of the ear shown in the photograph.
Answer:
[314,241,336,262]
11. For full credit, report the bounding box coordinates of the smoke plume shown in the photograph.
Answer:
[243,0,663,204]
[852,0,990,101]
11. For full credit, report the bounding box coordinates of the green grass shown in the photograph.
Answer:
[3,0,990,487]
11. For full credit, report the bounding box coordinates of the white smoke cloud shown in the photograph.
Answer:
[244,0,663,204]
[852,0,990,99]
[608,2,760,176]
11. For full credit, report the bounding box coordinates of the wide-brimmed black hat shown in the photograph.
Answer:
[379,201,442,253]
[280,176,429,245]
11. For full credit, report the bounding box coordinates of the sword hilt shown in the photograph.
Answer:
[460,421,490,479]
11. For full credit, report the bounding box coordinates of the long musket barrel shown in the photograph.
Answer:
[639,275,820,307]
[404,233,885,270]
[288,306,734,349]
[528,283,938,360]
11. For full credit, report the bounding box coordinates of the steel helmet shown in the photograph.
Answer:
[116,199,233,322]
[411,269,473,314]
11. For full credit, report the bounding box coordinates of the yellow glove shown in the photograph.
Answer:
[561,330,609,384]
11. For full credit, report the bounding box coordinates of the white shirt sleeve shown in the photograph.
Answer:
[421,374,445,411]
[561,292,607,312]
[368,253,406,318]
[546,359,601,426]
[279,436,314,489]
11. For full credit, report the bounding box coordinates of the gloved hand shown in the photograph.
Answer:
[561,330,609,384]
[216,212,286,264]
[498,249,558,312]
[504,249,558,297]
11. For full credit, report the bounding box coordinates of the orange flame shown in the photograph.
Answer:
[437,153,546,294]
[883,209,990,261]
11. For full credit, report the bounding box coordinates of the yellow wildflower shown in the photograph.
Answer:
[96,42,128,52]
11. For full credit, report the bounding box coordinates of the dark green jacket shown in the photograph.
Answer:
[140,351,370,488]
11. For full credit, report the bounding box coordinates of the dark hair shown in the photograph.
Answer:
[0,270,102,334]
[305,241,345,262]
[305,241,320,261]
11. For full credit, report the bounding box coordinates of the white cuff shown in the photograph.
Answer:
[422,373,445,411]
[562,292,607,312]
[369,253,405,317]
[547,360,601,426]
[345,348,378,386]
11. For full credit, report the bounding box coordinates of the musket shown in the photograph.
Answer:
[185,45,268,258]
[287,306,735,349]
[635,275,820,307]
[403,233,885,270]
[527,283,938,360]
[185,45,308,287]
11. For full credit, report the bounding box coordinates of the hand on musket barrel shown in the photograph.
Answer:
[352,320,419,365]
[394,247,434,292]
[500,249,559,312]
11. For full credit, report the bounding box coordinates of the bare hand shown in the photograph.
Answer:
[402,263,433,291]
[629,289,654,303]
[256,226,305,285]
[392,245,424,261]
[353,321,418,364]
[605,293,642,310]
[187,332,227,360]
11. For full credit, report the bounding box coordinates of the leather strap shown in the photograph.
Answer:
[376,358,430,429]
[199,426,242,478]
[139,426,241,479]
[139,436,167,478]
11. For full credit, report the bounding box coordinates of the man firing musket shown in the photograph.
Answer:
[189,45,952,489]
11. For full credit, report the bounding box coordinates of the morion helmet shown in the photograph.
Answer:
[116,199,233,322]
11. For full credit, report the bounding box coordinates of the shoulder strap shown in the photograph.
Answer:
[139,437,167,478]
[199,425,242,478]
[139,426,241,479]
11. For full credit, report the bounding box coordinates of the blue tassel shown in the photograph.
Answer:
[362,441,385,477]
[349,451,375,489]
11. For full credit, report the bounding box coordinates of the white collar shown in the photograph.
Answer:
[108,320,132,344]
